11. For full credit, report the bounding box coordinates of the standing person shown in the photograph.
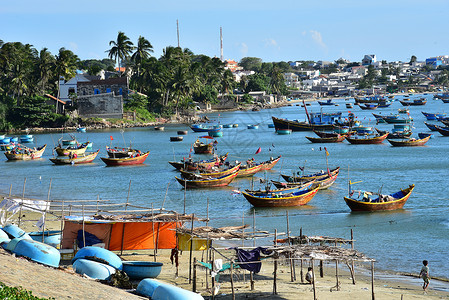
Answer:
[305,267,314,284]
[419,260,430,291]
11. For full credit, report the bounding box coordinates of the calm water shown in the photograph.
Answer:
[1,94,448,279]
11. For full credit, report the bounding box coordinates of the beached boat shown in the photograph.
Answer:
[344,184,415,212]
[175,170,238,188]
[168,154,228,171]
[101,151,150,166]
[434,125,449,136]
[259,156,281,170]
[4,144,46,160]
[193,139,214,154]
[73,259,116,280]
[241,186,319,207]
[54,142,89,156]
[49,150,99,165]
[72,246,123,270]
[180,164,241,180]
[122,261,163,279]
[387,136,431,147]
[345,132,389,144]
[306,135,345,143]
[399,99,427,106]
[10,238,60,268]
[137,279,204,300]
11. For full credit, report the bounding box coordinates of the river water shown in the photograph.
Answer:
[1,93,448,280]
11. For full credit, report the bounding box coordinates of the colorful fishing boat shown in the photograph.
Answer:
[246,181,314,196]
[399,99,427,106]
[168,153,228,171]
[305,135,345,143]
[421,112,447,121]
[272,110,342,132]
[180,164,241,180]
[54,142,89,156]
[193,139,214,154]
[344,184,415,212]
[259,156,281,171]
[423,122,439,131]
[101,151,150,166]
[241,186,319,207]
[345,132,389,144]
[358,103,378,110]
[281,167,340,183]
[236,163,263,178]
[387,136,431,147]
[49,150,100,165]
[175,170,238,188]
[106,146,136,158]
[375,128,412,139]
[4,144,46,160]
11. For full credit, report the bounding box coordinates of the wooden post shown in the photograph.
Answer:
[300,227,304,283]
[286,211,294,282]
[183,180,187,215]
[18,177,26,227]
[82,204,86,249]
[320,260,324,277]
[273,229,277,295]
[42,179,52,243]
[371,261,375,300]
[211,250,215,300]
[335,260,340,291]
[126,180,131,211]
[252,208,256,247]
[96,195,99,214]
[59,198,65,250]
[230,260,235,300]
[152,203,156,261]
[8,183,12,197]
[189,214,195,284]
[206,198,209,290]
[312,259,317,300]
[175,214,179,277]
[250,272,254,290]
[351,228,356,284]
[242,211,245,282]
[193,257,197,292]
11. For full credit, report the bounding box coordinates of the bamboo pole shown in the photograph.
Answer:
[300,227,304,283]
[152,203,156,261]
[273,229,277,295]
[18,177,26,227]
[335,259,340,291]
[206,198,209,290]
[193,257,197,292]
[82,204,86,249]
[125,180,131,211]
[160,182,170,210]
[188,213,195,284]
[312,259,317,300]
[351,228,356,284]
[230,260,235,300]
[42,179,52,243]
[59,198,65,250]
[242,211,245,282]
[183,180,187,215]
[96,195,99,214]
[211,250,215,300]
[371,261,375,300]
[320,260,324,277]
[8,184,12,197]
[286,211,294,282]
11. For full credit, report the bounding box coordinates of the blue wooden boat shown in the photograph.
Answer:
[190,124,221,133]
[122,261,163,279]
[28,230,61,248]
[418,132,433,139]
[19,135,34,143]
[10,137,18,143]
[276,129,292,135]
[62,139,77,146]
[333,127,349,134]
[222,124,233,128]
[268,123,275,128]
[137,279,204,300]
[0,137,11,144]
[76,127,87,133]
[208,130,223,137]
[421,112,446,121]
[2,224,32,240]
[72,246,123,270]
[354,126,373,135]
[318,99,334,106]
[247,124,259,129]
[12,238,60,267]
[73,258,116,280]
[424,122,439,131]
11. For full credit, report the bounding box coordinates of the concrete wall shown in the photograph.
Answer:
[77,93,123,119]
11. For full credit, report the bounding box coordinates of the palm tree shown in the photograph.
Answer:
[131,36,153,77]
[55,48,79,98]
[37,48,55,93]
[269,65,285,100]
[107,31,135,77]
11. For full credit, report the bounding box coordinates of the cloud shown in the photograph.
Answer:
[264,38,280,50]
[309,30,326,50]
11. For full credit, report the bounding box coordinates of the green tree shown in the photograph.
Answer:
[55,48,79,99]
[131,36,153,78]
[36,47,55,93]
[409,55,417,64]
[107,31,135,76]
[239,57,262,72]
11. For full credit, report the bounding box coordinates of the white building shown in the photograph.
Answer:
[58,73,99,102]
[362,54,377,66]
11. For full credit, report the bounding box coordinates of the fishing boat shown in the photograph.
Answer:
[313,130,341,138]
[170,136,183,142]
[193,139,214,154]
[100,151,150,166]
[345,103,353,108]
[0,143,16,151]
[358,103,378,110]
[222,124,233,128]
[247,124,259,129]
[372,113,400,123]
[434,125,449,136]
[275,129,292,135]
[399,99,427,106]
[76,127,87,133]
[382,116,413,124]
[344,184,415,212]
[175,170,238,188]
[246,181,314,196]
[375,126,412,139]
[345,132,389,144]
[54,142,89,156]
[106,146,136,158]
[61,137,77,146]
[268,124,276,128]
[154,126,164,131]
[281,167,340,183]
[423,122,439,131]
[259,155,281,171]
[318,99,334,106]
[241,186,319,207]
[441,119,449,127]
[19,135,34,143]
[418,132,433,139]
[421,112,447,121]
[354,125,374,135]
[236,163,263,178]
[4,144,46,160]
[208,129,223,137]
[180,164,241,180]
[305,135,345,143]
[377,100,392,108]
[387,136,431,147]
[168,153,228,171]
[398,108,409,114]
[190,124,221,133]
[272,109,342,132]
[49,150,100,165]
[177,130,188,135]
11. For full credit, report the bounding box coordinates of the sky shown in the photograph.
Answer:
[1,0,448,64]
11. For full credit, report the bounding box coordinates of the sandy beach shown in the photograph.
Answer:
[0,211,448,299]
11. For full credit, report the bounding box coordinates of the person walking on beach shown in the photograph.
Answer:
[419,260,430,291]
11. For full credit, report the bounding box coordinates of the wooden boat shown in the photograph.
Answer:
[318,99,334,106]
[422,112,446,121]
[106,146,136,158]
[418,132,433,139]
[423,122,439,131]
[441,119,449,127]
[49,150,100,165]
[345,133,389,144]
[276,129,292,135]
[398,108,409,114]
[193,139,214,154]
[236,163,263,177]
[272,114,339,132]
[180,163,241,180]
[247,124,259,129]
[313,130,341,138]
[271,178,315,189]
[375,128,412,139]
[345,103,353,108]
[175,171,238,188]
[154,126,164,131]
[190,124,220,133]
[177,130,188,135]
[399,99,426,106]
[208,130,223,137]
[54,142,88,156]
[11,238,60,268]
[387,136,431,147]
[170,136,183,142]
[19,135,34,143]
[76,127,87,133]
[344,184,415,212]
[61,138,77,146]
[434,125,449,136]
[247,181,314,196]
[383,116,413,124]
[4,144,46,160]
[372,113,399,123]
[241,186,319,207]
[260,156,281,171]
[281,167,340,183]
[358,103,378,110]
[100,151,150,166]
[0,143,16,151]
[168,153,228,171]
[122,261,163,279]
[312,171,339,189]
[305,135,345,143]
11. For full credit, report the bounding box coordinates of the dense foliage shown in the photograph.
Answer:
[0,282,54,300]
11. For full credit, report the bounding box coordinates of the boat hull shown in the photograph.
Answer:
[122,261,163,279]
[73,258,116,280]
[272,116,335,131]
[387,136,430,147]
[4,144,46,160]
[242,187,319,207]
[345,133,389,144]
[13,238,61,268]
[175,171,238,188]
[100,151,150,166]
[344,185,414,211]
[49,150,99,165]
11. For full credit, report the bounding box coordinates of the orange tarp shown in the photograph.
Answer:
[109,222,180,251]
[61,222,113,249]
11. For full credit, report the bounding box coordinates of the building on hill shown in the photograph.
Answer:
[59,74,100,103]
[362,54,377,66]
[225,59,242,72]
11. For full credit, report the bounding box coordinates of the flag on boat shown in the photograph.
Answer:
[110,136,113,140]
[324,147,329,156]
[255,147,262,154]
